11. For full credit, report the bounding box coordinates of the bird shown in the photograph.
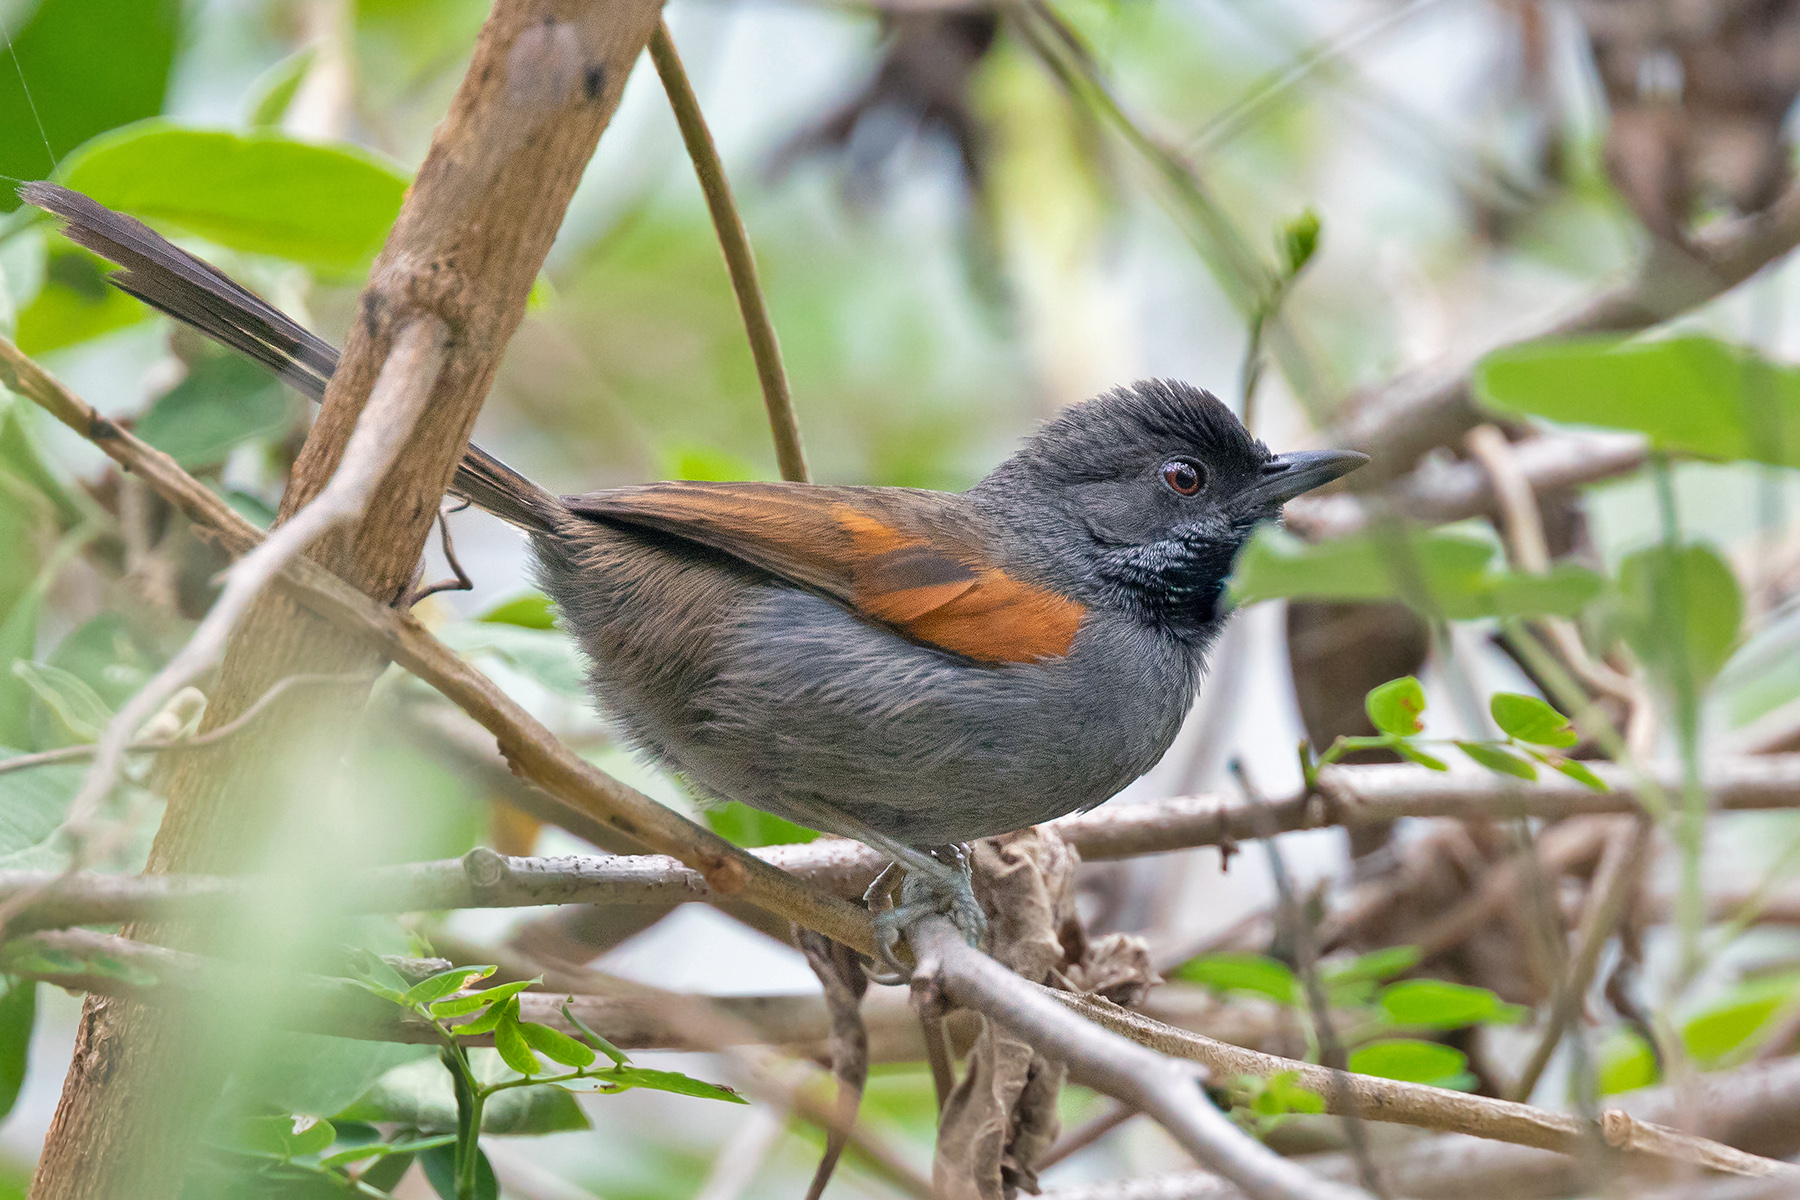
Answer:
[22,182,1366,951]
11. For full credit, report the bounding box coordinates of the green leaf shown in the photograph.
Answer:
[1455,741,1538,781]
[133,354,297,467]
[517,1021,596,1069]
[1392,743,1449,772]
[0,980,36,1120]
[477,592,556,631]
[1597,1029,1660,1095]
[230,1114,336,1160]
[56,121,409,276]
[226,1033,431,1121]
[1366,676,1426,736]
[1681,974,1800,1066]
[1613,543,1743,692]
[420,1142,498,1200]
[246,46,318,127]
[593,1065,747,1104]
[1379,980,1525,1030]
[13,241,153,355]
[401,966,496,1009]
[435,977,540,1028]
[317,1133,455,1170]
[1229,527,1603,619]
[0,750,81,867]
[1322,946,1421,987]
[1173,953,1296,1004]
[347,978,410,1008]
[335,1052,590,1135]
[1244,1070,1325,1119]
[1279,209,1321,277]
[562,1001,629,1066]
[705,801,819,848]
[1553,758,1609,792]
[1346,1039,1474,1089]
[1474,335,1800,467]
[1490,693,1579,747]
[11,660,112,741]
[492,1006,542,1076]
[0,0,179,211]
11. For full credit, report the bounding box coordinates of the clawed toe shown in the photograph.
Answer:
[864,845,987,980]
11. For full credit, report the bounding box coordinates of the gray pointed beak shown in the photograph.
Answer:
[1246,448,1369,507]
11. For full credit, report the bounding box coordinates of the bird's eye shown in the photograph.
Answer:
[1160,458,1203,496]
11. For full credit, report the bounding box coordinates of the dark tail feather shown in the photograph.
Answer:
[20,182,559,534]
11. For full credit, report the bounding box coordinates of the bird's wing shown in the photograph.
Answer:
[565,481,1085,664]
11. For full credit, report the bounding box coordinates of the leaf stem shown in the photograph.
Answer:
[648,20,809,484]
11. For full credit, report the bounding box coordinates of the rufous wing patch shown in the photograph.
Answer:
[568,481,1084,664]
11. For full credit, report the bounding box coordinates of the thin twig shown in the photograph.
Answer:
[1037,1100,1138,1171]
[1233,760,1386,1198]
[407,499,476,605]
[1508,818,1654,1103]
[908,916,1371,1200]
[1048,988,1800,1179]
[648,20,808,484]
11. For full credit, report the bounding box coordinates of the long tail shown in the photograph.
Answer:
[20,182,561,534]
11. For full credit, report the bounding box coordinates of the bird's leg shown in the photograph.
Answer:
[867,843,987,974]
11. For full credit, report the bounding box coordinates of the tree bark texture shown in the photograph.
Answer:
[30,1,664,1195]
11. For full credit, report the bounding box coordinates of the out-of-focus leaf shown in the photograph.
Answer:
[590,1065,747,1104]
[1455,741,1537,781]
[230,1114,335,1160]
[0,980,35,1120]
[1682,974,1800,1067]
[1365,676,1425,736]
[13,241,152,355]
[1613,543,1743,692]
[334,1053,590,1134]
[1597,1029,1660,1095]
[1392,743,1449,771]
[1475,335,1800,467]
[661,443,763,483]
[1346,1039,1474,1089]
[133,354,296,468]
[705,801,819,848]
[1279,209,1320,277]
[246,47,319,127]
[435,622,586,697]
[45,614,164,710]
[1322,946,1421,987]
[1490,693,1579,747]
[229,1033,432,1120]
[318,1133,454,1170]
[0,751,78,868]
[420,1142,497,1200]
[1553,759,1609,791]
[1241,1070,1324,1120]
[57,122,408,276]
[0,0,179,211]
[1173,953,1296,1004]
[11,661,111,741]
[1379,980,1525,1029]
[478,592,556,631]
[1230,527,1602,619]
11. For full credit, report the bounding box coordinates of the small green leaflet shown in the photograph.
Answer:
[1455,741,1537,781]
[1489,693,1578,747]
[1366,676,1426,737]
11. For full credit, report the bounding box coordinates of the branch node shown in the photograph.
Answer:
[462,846,510,898]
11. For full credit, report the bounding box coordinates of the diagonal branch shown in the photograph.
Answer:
[908,916,1371,1200]
[649,20,809,483]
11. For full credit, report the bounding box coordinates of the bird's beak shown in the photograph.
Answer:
[1245,448,1369,507]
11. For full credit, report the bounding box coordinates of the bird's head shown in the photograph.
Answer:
[970,379,1366,635]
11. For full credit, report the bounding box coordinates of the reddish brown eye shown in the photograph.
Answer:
[1160,458,1203,496]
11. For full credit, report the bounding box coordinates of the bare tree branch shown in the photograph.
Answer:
[907,916,1372,1200]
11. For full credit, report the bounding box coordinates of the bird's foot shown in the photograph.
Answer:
[867,844,986,979]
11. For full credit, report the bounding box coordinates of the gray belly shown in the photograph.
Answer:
[536,522,1204,847]
[662,589,1198,846]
